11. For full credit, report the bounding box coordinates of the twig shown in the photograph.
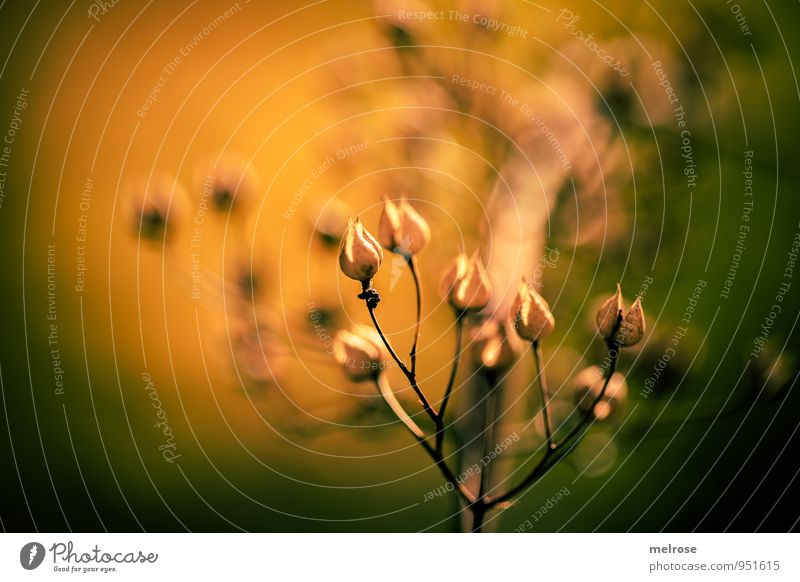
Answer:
[552,342,619,449]
[360,282,438,424]
[436,312,464,453]
[484,339,620,510]
[478,379,499,499]
[406,256,422,375]
[372,376,475,507]
[532,340,554,449]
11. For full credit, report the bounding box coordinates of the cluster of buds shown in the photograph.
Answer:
[336,201,646,387]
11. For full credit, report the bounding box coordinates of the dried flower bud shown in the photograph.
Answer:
[615,296,645,347]
[126,174,188,241]
[449,251,491,312]
[339,218,383,282]
[439,253,469,298]
[309,199,350,248]
[511,277,555,342]
[377,197,431,256]
[333,328,388,382]
[596,283,624,339]
[471,319,518,372]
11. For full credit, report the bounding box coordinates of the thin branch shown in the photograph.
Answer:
[484,446,555,509]
[484,339,620,509]
[552,343,619,449]
[478,382,498,500]
[436,312,464,453]
[375,373,426,440]
[365,300,438,424]
[532,340,554,449]
[372,376,475,507]
[406,255,422,375]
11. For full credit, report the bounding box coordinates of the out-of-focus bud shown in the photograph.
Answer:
[615,296,645,347]
[229,318,282,389]
[471,319,519,373]
[126,174,188,241]
[511,277,555,342]
[339,218,383,282]
[333,327,388,382]
[309,199,350,248]
[377,197,431,257]
[573,366,627,420]
[596,283,624,339]
[206,153,260,212]
[439,253,469,298]
[448,251,491,312]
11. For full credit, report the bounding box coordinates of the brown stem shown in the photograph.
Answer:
[552,343,619,449]
[471,502,487,533]
[478,381,499,499]
[361,283,438,424]
[484,340,620,510]
[406,256,422,376]
[532,340,554,449]
[373,376,475,508]
[435,311,464,454]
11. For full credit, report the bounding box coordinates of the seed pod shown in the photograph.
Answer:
[339,218,383,282]
[615,296,645,347]
[596,283,624,340]
[449,251,491,312]
[333,328,388,382]
[512,277,555,342]
[378,197,431,256]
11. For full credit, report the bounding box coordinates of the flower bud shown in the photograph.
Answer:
[448,251,491,312]
[308,199,350,248]
[439,253,469,298]
[125,174,188,241]
[333,328,388,382]
[206,152,260,212]
[615,296,645,347]
[596,283,624,339]
[339,218,384,282]
[511,277,555,342]
[378,197,431,256]
[471,319,518,372]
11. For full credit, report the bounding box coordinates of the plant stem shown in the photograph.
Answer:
[484,340,620,510]
[552,343,618,449]
[532,340,554,450]
[436,312,464,453]
[406,256,422,376]
[373,376,475,507]
[375,373,426,440]
[478,379,498,500]
[365,298,438,424]
[471,502,487,533]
